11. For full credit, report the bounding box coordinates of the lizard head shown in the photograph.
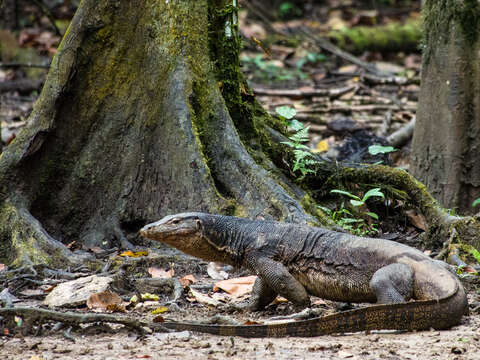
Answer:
[140,212,221,261]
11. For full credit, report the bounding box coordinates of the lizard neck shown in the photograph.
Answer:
[201,215,250,266]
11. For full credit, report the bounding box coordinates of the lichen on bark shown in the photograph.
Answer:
[0,0,479,268]
[0,0,317,266]
[413,0,480,214]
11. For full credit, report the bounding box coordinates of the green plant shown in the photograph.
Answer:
[296,51,327,69]
[321,188,385,236]
[368,145,397,155]
[241,54,307,82]
[278,2,302,20]
[471,247,480,264]
[276,106,316,180]
[473,198,480,207]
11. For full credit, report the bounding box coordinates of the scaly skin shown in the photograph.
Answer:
[140,212,468,337]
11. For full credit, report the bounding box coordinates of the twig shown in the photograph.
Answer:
[378,111,392,137]
[241,1,391,77]
[387,116,415,147]
[252,84,357,99]
[0,306,168,333]
[310,104,416,113]
[297,27,390,77]
[363,73,410,85]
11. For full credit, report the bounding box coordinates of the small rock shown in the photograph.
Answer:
[337,350,354,358]
[43,275,113,307]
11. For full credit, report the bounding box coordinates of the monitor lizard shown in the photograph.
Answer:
[140,212,468,337]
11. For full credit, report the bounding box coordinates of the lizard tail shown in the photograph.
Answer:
[162,287,467,337]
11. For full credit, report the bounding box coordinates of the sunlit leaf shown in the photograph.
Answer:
[350,199,364,207]
[288,119,304,131]
[314,140,328,153]
[362,188,385,201]
[151,306,169,315]
[275,105,296,120]
[368,145,397,155]
[120,250,147,257]
[330,189,361,201]
[141,293,160,301]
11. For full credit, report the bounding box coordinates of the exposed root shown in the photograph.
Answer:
[0,199,95,267]
[0,306,169,334]
[336,164,480,249]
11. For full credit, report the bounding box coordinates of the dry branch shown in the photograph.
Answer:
[0,306,168,333]
[387,117,415,147]
[252,85,357,99]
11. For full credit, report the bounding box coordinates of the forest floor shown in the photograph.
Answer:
[1,247,480,360]
[1,251,479,360]
[1,1,480,359]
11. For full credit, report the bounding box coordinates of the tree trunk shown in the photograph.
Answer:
[0,0,17,30]
[411,0,480,214]
[0,0,317,266]
[1,0,479,268]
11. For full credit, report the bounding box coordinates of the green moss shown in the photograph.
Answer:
[423,0,480,63]
[329,20,421,54]
[300,193,337,227]
[0,200,68,266]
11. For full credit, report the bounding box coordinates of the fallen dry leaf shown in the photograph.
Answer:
[213,276,257,298]
[243,320,262,325]
[87,290,123,310]
[188,288,221,307]
[151,306,168,315]
[152,315,165,323]
[406,210,427,231]
[106,303,127,313]
[312,140,328,153]
[207,262,229,280]
[179,274,196,287]
[140,293,160,301]
[462,265,478,274]
[272,296,288,304]
[120,250,148,257]
[148,267,174,278]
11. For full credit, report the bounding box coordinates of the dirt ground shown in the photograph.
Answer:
[1,312,479,360]
[1,249,479,360]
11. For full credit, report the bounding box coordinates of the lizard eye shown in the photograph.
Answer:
[171,218,181,224]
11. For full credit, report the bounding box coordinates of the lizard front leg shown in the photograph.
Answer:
[246,255,310,310]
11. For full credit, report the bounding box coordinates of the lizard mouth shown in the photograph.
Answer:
[139,226,196,241]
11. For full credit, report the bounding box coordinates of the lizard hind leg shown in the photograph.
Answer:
[369,263,415,304]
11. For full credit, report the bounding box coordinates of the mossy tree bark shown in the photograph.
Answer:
[0,0,318,267]
[0,0,479,268]
[412,0,480,214]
